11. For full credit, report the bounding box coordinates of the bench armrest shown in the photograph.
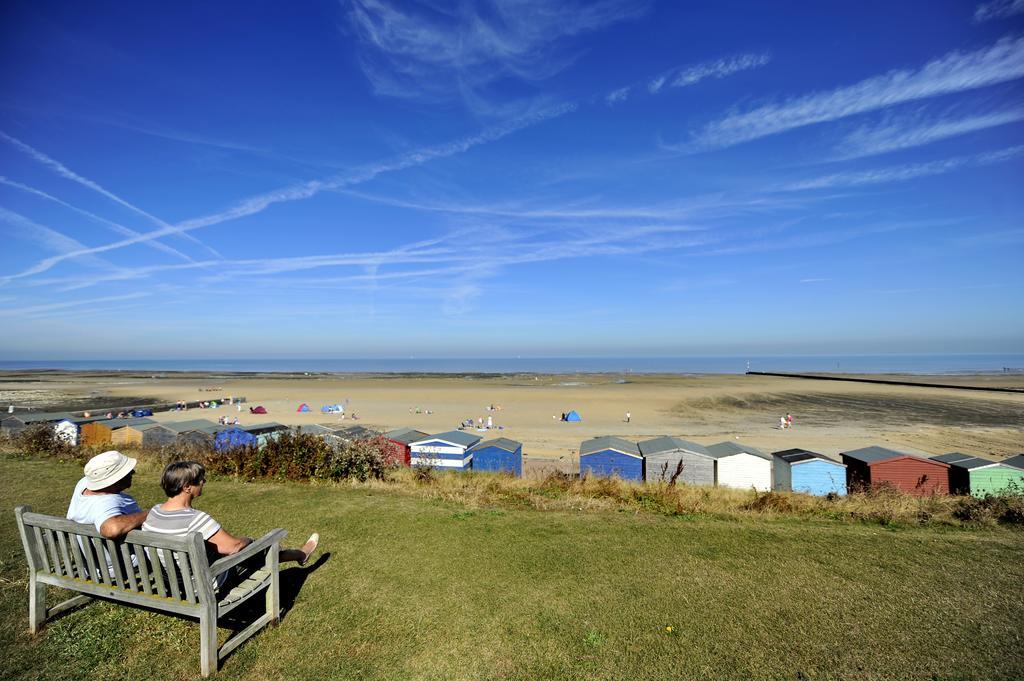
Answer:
[209,528,288,577]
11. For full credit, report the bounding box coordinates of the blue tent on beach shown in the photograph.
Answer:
[564,410,582,422]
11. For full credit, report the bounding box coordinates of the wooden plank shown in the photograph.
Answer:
[219,612,273,660]
[146,546,168,598]
[89,537,109,585]
[44,529,63,577]
[163,549,183,602]
[119,543,139,592]
[177,552,197,604]
[13,507,41,574]
[31,526,52,575]
[35,574,201,617]
[134,542,153,596]
[68,534,89,582]
[105,539,127,590]
[209,529,287,578]
[46,593,92,619]
[56,532,76,579]
[80,535,101,584]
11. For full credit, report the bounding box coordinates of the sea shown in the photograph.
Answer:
[0,355,1022,375]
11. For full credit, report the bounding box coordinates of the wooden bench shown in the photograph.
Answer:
[14,506,286,676]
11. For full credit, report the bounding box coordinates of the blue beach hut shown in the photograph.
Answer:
[580,436,642,481]
[214,427,258,451]
[469,438,523,476]
[772,448,847,496]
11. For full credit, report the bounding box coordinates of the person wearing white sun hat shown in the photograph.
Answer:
[66,450,148,539]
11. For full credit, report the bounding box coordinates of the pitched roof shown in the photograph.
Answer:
[470,437,522,453]
[337,425,382,440]
[580,436,640,457]
[245,422,287,434]
[930,452,976,465]
[772,448,841,465]
[385,427,429,445]
[637,436,710,457]
[706,441,770,460]
[936,455,1000,471]
[1001,454,1024,470]
[840,446,907,464]
[411,430,481,448]
[163,419,221,434]
[109,417,157,430]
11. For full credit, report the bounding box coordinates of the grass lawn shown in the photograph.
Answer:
[2,455,1023,680]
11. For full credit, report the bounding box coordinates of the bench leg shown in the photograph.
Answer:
[199,608,218,677]
[266,544,281,623]
[28,574,46,634]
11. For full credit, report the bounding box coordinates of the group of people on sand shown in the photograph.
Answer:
[779,413,795,429]
[217,415,240,426]
[66,450,320,585]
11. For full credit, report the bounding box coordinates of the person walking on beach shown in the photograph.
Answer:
[780,416,787,429]
[786,413,794,428]
[625,411,631,423]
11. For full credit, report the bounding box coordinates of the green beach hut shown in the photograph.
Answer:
[930,453,1024,496]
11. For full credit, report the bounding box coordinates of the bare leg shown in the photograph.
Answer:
[279,534,319,565]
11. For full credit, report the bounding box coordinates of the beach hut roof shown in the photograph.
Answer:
[7,411,76,424]
[930,452,976,465]
[470,437,522,453]
[245,422,288,434]
[298,424,337,435]
[934,455,999,471]
[840,445,908,464]
[706,441,770,460]
[413,430,481,448]
[772,448,840,465]
[637,436,710,457]
[580,436,640,457]
[385,427,429,445]
[165,419,221,434]
[1003,454,1024,470]
[108,417,156,430]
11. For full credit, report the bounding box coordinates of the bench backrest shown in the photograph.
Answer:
[15,506,216,609]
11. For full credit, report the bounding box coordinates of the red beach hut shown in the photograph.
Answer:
[840,446,950,496]
[384,427,429,466]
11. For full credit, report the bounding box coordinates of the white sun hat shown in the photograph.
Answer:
[84,450,138,491]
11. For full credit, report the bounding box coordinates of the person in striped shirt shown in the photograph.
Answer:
[143,461,319,588]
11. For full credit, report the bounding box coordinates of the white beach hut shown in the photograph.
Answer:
[706,441,772,491]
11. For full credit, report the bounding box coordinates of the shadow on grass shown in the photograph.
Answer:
[221,551,332,629]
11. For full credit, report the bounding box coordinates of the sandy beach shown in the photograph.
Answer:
[2,371,1022,470]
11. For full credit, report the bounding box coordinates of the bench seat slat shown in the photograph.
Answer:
[68,532,89,581]
[81,536,102,584]
[134,542,153,596]
[89,537,109,585]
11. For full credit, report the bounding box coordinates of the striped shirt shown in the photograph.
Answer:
[143,504,221,540]
[143,504,227,588]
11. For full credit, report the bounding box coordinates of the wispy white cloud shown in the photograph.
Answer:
[974,0,1024,23]
[607,52,769,104]
[834,107,1024,159]
[0,176,197,263]
[5,103,574,278]
[800,278,831,283]
[0,207,125,284]
[0,292,149,317]
[0,132,220,257]
[648,52,770,93]
[346,0,647,104]
[687,35,1024,150]
[778,145,1024,191]
[605,86,631,105]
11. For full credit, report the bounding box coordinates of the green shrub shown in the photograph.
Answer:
[16,423,79,461]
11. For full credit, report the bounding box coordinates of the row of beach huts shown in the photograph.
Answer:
[3,413,1022,497]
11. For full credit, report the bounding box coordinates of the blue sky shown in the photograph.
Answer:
[1,0,1022,359]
